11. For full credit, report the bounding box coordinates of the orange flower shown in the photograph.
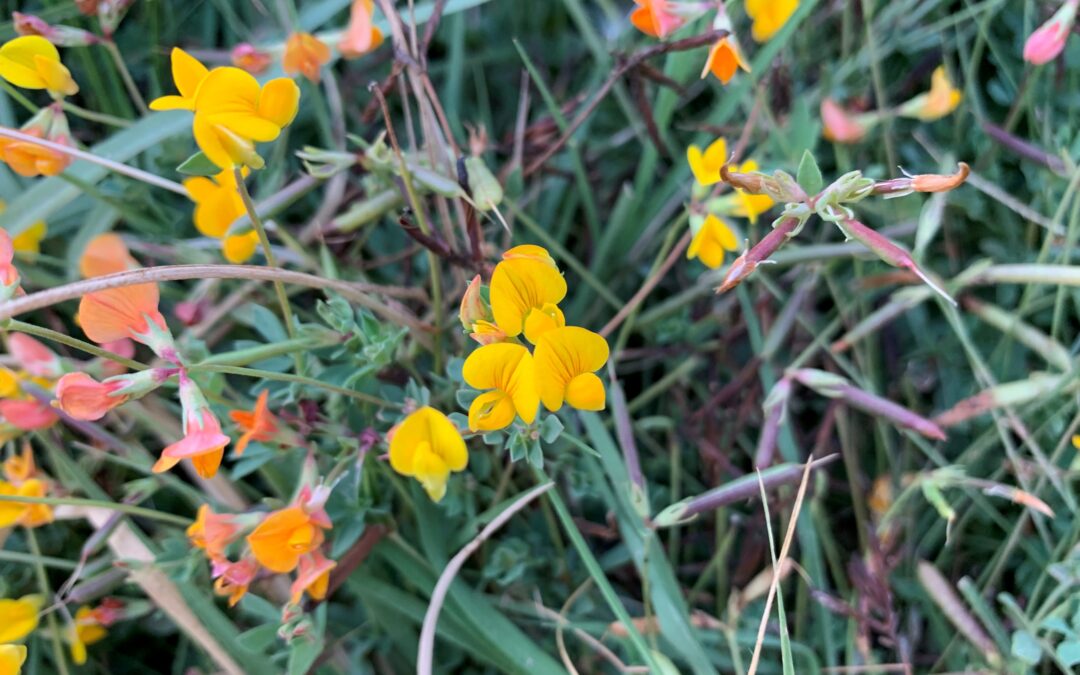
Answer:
[339,0,384,58]
[630,0,685,38]
[78,233,138,278]
[2,443,36,483]
[151,377,230,479]
[228,390,280,456]
[78,283,171,354]
[8,333,61,378]
[54,369,168,421]
[0,105,73,178]
[290,551,336,604]
[283,32,331,83]
[212,556,259,607]
[0,398,59,432]
[701,36,750,84]
[187,504,241,562]
[230,43,272,74]
[821,98,868,144]
[247,490,332,573]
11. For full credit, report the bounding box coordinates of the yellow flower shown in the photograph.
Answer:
[67,606,108,666]
[701,36,750,84]
[191,67,300,170]
[182,169,260,262]
[10,221,45,255]
[388,406,467,502]
[0,594,42,643]
[916,66,962,121]
[148,48,208,112]
[686,137,727,187]
[745,0,798,43]
[3,443,37,483]
[0,644,27,675]
[687,214,738,269]
[0,36,78,98]
[533,327,610,412]
[489,245,568,343]
[0,478,52,528]
[463,343,539,431]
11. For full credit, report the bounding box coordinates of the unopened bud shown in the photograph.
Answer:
[720,164,766,193]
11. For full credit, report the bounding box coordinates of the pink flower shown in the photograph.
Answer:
[821,98,868,144]
[8,334,61,379]
[1024,0,1078,65]
[230,43,272,75]
[0,399,58,431]
[290,550,336,604]
[54,373,127,420]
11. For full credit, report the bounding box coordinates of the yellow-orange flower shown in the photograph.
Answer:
[2,444,36,484]
[228,390,280,456]
[247,502,331,573]
[728,160,775,224]
[687,214,738,269]
[283,32,331,83]
[183,168,261,263]
[191,67,300,170]
[67,605,108,665]
[290,551,336,604]
[0,645,27,675]
[388,406,467,502]
[909,66,962,121]
[151,379,229,479]
[0,594,42,643]
[630,0,685,38]
[489,245,567,343]
[0,36,78,97]
[687,137,728,187]
[212,557,259,607]
[463,343,539,431]
[149,48,208,112]
[339,0,384,58]
[187,504,240,562]
[0,478,52,528]
[0,105,73,178]
[701,36,749,84]
[745,0,798,43]
[533,327,610,412]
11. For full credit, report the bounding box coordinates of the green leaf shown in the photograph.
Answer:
[1057,641,1080,667]
[1011,630,1042,665]
[236,625,279,653]
[176,151,221,177]
[796,150,824,195]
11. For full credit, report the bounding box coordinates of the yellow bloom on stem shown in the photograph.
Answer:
[0,478,52,528]
[247,503,331,573]
[388,406,467,502]
[0,36,78,97]
[191,67,300,170]
[0,594,42,643]
[149,48,208,111]
[745,0,798,43]
[283,32,331,83]
[463,343,539,431]
[182,168,260,263]
[533,326,610,412]
[701,36,749,84]
[489,245,567,343]
[914,66,962,121]
[67,606,108,666]
[0,644,27,675]
[687,137,728,187]
[687,214,738,269]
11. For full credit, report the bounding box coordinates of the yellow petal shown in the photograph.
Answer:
[489,258,567,337]
[523,302,565,345]
[0,645,27,675]
[702,138,728,172]
[0,594,43,643]
[565,372,606,411]
[171,47,209,101]
[11,220,46,254]
[533,326,610,412]
[411,443,450,502]
[209,112,282,143]
[149,95,192,112]
[0,36,59,89]
[193,67,260,116]
[257,78,301,129]
[34,55,77,96]
[389,406,467,477]
[223,232,259,263]
[502,244,557,267]
[468,390,517,432]
[687,145,713,186]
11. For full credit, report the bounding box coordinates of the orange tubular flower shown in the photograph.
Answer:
[229,390,280,456]
[246,495,332,573]
[152,377,230,479]
[339,0,384,58]
[290,550,336,604]
[187,504,241,562]
[702,36,749,84]
[283,32,331,83]
[630,0,685,38]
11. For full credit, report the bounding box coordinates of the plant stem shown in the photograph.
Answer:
[6,319,146,370]
[1,494,191,526]
[0,80,39,114]
[26,528,72,675]
[191,363,401,408]
[102,40,149,115]
[233,168,303,374]
[61,100,133,128]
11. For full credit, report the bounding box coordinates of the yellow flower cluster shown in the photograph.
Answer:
[150,48,300,171]
[684,137,774,269]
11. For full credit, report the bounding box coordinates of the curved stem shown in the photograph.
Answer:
[7,319,147,370]
[61,100,133,128]
[0,264,428,331]
[0,127,184,194]
[102,39,149,115]
[191,363,400,408]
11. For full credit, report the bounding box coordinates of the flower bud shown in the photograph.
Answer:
[13,13,100,46]
[1024,0,1078,65]
[459,275,489,331]
[54,369,173,420]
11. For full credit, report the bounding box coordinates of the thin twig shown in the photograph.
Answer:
[417,482,553,675]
